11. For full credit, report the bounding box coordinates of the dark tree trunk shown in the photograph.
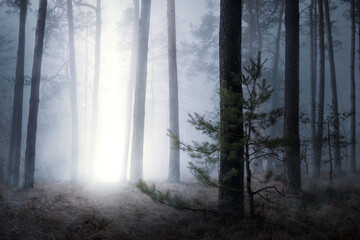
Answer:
[66,0,79,181]
[314,0,325,178]
[323,0,341,174]
[167,0,180,183]
[90,0,101,176]
[350,0,356,173]
[310,0,317,175]
[7,0,27,186]
[23,0,47,189]
[219,0,244,216]
[130,0,152,182]
[283,0,301,192]
[121,0,139,182]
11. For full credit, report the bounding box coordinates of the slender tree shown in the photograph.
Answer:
[167,0,180,183]
[254,0,261,52]
[268,0,284,171]
[23,0,47,189]
[323,0,341,173]
[283,0,301,191]
[121,0,139,182]
[350,0,356,173]
[245,0,254,58]
[310,0,317,174]
[7,0,27,186]
[314,0,325,178]
[66,0,79,181]
[219,0,244,216]
[130,0,152,182]
[73,0,101,178]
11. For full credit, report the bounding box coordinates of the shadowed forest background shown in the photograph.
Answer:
[1,0,360,239]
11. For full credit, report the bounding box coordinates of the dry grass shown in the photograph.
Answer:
[0,175,359,239]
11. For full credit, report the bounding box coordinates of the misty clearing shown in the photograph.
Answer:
[1,0,360,239]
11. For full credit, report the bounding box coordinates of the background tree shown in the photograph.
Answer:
[349,0,356,173]
[283,0,301,191]
[130,0,152,182]
[121,0,139,182]
[7,0,27,186]
[314,0,325,178]
[23,0,48,189]
[323,0,341,173]
[66,0,79,181]
[167,0,180,183]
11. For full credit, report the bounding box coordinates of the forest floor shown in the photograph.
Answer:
[0,175,360,240]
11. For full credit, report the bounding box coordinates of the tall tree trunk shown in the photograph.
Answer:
[268,0,284,171]
[66,0,79,181]
[350,0,356,173]
[283,0,301,192]
[7,0,27,186]
[23,0,47,189]
[130,0,152,182]
[167,0,180,183]
[310,0,317,175]
[245,0,254,59]
[121,0,139,182]
[314,0,325,178]
[323,0,341,174]
[90,0,101,177]
[254,0,261,52]
[219,0,244,216]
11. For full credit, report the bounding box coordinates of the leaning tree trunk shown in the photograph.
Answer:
[313,0,325,178]
[219,0,244,217]
[350,0,356,173]
[89,0,101,177]
[66,0,79,181]
[7,0,27,186]
[167,0,180,183]
[121,0,139,182]
[23,0,47,189]
[283,0,301,192]
[130,0,152,182]
[323,0,341,174]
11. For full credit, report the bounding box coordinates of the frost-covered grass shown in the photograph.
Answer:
[0,175,360,239]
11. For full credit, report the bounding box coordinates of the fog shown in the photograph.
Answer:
[1,0,360,238]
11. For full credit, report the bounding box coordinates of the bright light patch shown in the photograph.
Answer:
[89,3,130,182]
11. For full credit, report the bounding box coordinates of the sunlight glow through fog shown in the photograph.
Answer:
[88,1,128,183]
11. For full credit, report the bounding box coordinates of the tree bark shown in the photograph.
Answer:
[350,0,356,173]
[66,0,79,181]
[7,0,27,186]
[23,0,47,189]
[130,0,152,182]
[167,0,180,183]
[323,0,341,174]
[121,0,139,182]
[89,0,101,177]
[310,0,317,177]
[283,0,301,192]
[219,0,244,216]
[313,0,325,178]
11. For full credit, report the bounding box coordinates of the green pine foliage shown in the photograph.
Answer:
[168,53,286,216]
